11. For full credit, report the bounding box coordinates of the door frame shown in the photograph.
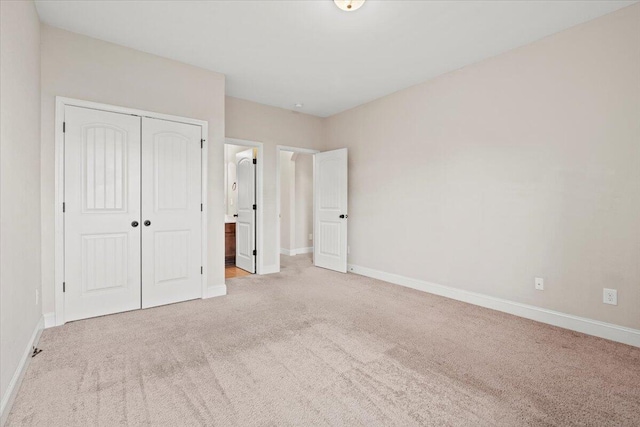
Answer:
[275,145,320,273]
[224,138,264,278]
[54,96,209,327]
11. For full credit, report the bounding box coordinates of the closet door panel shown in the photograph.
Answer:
[141,118,202,308]
[64,106,142,322]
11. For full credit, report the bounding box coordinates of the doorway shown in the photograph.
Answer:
[279,150,314,259]
[276,146,318,273]
[224,139,263,280]
[276,146,349,274]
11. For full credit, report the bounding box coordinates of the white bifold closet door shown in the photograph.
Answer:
[64,106,202,321]
[141,117,202,308]
[64,106,142,322]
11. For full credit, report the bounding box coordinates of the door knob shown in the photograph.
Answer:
[144,220,151,226]
[131,221,139,227]
[233,214,238,217]
[339,214,348,219]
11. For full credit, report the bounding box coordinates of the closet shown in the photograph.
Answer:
[62,105,204,322]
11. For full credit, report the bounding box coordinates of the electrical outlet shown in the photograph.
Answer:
[309,234,313,241]
[347,246,351,254]
[603,288,617,305]
[535,277,544,291]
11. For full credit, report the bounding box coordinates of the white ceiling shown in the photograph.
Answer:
[35,0,635,117]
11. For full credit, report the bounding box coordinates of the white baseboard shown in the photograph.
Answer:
[43,312,56,329]
[348,264,640,348]
[203,284,227,299]
[280,247,313,256]
[1,316,44,426]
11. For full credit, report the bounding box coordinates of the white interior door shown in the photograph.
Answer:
[141,117,202,308]
[236,149,256,273]
[314,148,348,273]
[64,106,142,322]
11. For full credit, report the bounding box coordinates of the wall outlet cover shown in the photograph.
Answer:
[603,288,618,305]
[535,277,544,291]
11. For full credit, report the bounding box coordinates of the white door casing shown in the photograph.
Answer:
[56,98,209,326]
[141,117,203,308]
[235,149,256,273]
[64,106,142,321]
[314,148,348,273]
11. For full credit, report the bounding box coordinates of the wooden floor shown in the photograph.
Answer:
[225,266,253,279]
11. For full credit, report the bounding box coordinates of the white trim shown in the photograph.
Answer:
[225,138,264,275]
[54,99,65,327]
[261,264,280,275]
[277,145,320,155]
[54,97,209,326]
[43,312,56,329]
[281,247,313,256]
[276,145,320,274]
[56,97,208,126]
[348,264,640,348]
[200,118,209,303]
[0,316,44,426]
[203,284,227,299]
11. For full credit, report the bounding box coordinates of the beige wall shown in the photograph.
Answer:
[294,154,313,251]
[325,4,640,329]
[226,96,324,270]
[40,25,226,316]
[0,0,42,415]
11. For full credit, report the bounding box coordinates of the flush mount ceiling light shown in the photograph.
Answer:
[294,103,304,108]
[334,0,366,12]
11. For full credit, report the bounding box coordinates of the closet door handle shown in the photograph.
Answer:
[339,214,348,219]
[144,220,151,227]
[131,221,139,228]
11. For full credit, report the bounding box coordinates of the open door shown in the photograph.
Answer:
[314,148,348,273]
[235,149,256,273]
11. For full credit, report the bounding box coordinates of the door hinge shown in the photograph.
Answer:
[201,203,203,212]
[201,139,204,149]
[252,204,256,210]
[63,122,66,133]
[253,158,257,165]
[63,282,66,292]
[201,266,203,275]
[253,249,257,256]
[62,202,65,213]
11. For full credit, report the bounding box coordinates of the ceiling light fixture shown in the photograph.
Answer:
[334,0,366,12]
[295,103,304,108]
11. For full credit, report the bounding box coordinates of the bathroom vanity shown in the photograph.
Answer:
[225,216,236,266]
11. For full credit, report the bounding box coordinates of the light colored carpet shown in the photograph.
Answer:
[7,255,640,426]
